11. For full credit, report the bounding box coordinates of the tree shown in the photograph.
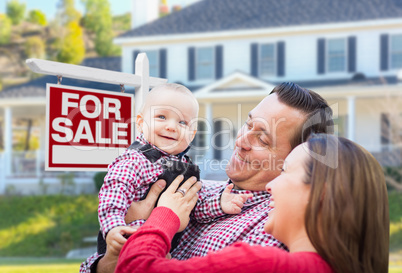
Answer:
[55,21,85,64]
[57,0,81,25]
[27,9,47,26]
[82,0,120,56]
[6,0,26,25]
[24,37,46,59]
[0,14,12,45]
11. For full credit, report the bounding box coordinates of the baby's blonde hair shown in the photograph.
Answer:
[140,83,199,115]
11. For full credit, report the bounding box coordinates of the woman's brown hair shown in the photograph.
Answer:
[304,134,389,273]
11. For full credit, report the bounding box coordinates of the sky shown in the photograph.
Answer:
[0,0,199,18]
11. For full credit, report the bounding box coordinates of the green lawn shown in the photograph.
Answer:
[0,258,82,273]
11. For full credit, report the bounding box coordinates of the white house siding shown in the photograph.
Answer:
[119,20,402,87]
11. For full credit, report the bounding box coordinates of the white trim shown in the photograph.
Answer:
[26,58,166,88]
[115,18,402,46]
[195,71,275,96]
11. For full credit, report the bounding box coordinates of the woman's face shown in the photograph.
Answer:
[264,144,311,246]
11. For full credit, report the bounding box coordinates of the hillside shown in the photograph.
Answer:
[0,13,131,90]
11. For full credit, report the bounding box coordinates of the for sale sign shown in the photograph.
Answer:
[46,84,134,171]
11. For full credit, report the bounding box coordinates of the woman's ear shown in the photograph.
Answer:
[136,113,144,133]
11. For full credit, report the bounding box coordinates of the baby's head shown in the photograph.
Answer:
[136,83,199,155]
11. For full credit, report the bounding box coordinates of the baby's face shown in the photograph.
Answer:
[137,91,198,155]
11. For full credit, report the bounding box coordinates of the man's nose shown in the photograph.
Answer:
[235,130,253,150]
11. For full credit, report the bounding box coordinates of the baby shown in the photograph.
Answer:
[80,83,252,272]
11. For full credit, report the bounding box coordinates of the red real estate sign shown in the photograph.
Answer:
[46,84,134,171]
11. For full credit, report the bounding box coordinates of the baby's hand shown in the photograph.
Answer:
[105,226,139,257]
[221,184,253,214]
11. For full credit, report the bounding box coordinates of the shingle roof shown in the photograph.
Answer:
[119,0,402,38]
[0,57,123,99]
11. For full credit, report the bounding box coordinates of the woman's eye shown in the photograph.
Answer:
[179,120,187,125]
[157,115,166,119]
[245,121,252,129]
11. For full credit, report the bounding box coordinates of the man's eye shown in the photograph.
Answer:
[259,138,268,146]
[157,115,166,119]
[245,121,252,129]
[179,120,187,125]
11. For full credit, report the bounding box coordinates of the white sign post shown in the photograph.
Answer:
[26,54,167,171]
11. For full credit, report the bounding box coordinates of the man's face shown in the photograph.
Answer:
[225,93,305,191]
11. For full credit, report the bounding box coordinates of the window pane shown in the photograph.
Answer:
[391,34,402,69]
[145,50,159,77]
[328,38,345,72]
[260,44,275,75]
[196,47,214,80]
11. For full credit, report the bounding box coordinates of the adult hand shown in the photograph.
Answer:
[157,175,202,232]
[125,179,167,224]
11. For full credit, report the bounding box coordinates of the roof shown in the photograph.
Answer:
[0,57,124,99]
[119,0,402,38]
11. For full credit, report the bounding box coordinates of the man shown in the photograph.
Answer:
[81,82,333,272]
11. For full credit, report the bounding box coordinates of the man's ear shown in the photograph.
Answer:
[136,113,144,133]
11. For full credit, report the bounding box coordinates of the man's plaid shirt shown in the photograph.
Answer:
[171,180,287,260]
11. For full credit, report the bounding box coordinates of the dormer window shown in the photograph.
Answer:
[327,38,346,72]
[196,47,214,80]
[145,50,159,77]
[317,37,356,74]
[390,34,402,69]
[260,43,276,76]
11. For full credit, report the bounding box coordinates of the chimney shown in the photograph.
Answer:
[132,0,160,29]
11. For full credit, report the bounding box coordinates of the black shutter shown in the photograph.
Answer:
[317,39,325,74]
[188,47,195,81]
[215,45,223,79]
[213,120,223,160]
[380,34,389,71]
[132,50,140,73]
[159,49,167,78]
[251,43,258,77]
[348,36,356,73]
[277,41,285,77]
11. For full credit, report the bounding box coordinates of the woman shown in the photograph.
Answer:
[115,134,389,273]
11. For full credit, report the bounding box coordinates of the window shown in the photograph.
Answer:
[327,38,346,72]
[144,50,159,77]
[260,43,276,76]
[196,47,214,80]
[390,34,402,69]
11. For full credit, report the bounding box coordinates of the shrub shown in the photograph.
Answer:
[94,172,107,191]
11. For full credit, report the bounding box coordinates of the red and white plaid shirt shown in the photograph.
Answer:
[98,134,191,238]
[171,179,287,260]
[80,141,286,272]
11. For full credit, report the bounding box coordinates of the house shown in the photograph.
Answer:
[114,0,402,179]
[1,0,402,193]
[0,57,124,194]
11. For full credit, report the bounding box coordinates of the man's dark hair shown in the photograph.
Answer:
[270,82,334,149]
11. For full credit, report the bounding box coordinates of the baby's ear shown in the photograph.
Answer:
[189,129,197,142]
[136,113,144,133]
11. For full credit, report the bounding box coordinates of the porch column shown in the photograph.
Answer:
[205,102,213,160]
[347,96,356,141]
[4,107,12,180]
